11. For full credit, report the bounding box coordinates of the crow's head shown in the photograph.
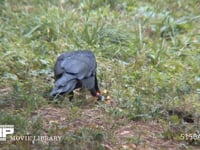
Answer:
[50,74,77,97]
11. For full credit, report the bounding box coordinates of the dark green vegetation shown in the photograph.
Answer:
[0,0,200,149]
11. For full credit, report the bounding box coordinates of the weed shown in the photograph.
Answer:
[0,0,200,149]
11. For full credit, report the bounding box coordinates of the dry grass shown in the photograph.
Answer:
[0,0,200,149]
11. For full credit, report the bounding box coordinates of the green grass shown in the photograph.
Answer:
[0,0,200,149]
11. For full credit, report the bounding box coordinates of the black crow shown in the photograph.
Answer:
[50,50,101,100]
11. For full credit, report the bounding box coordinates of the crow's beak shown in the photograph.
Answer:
[50,87,63,97]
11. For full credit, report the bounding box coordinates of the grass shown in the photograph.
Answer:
[0,0,200,149]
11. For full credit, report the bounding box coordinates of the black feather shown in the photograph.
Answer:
[50,50,100,100]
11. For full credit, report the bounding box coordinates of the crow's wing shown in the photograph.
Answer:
[51,50,97,96]
[81,76,95,89]
[54,51,96,80]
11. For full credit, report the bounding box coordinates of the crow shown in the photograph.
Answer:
[50,50,101,101]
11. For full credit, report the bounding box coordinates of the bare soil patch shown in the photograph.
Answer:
[36,105,193,150]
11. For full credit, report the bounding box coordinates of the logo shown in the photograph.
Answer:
[0,125,14,141]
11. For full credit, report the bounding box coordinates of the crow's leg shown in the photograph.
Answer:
[89,88,102,101]
[89,88,98,97]
[94,75,100,93]
[69,91,74,101]
[89,75,101,96]
[69,80,81,101]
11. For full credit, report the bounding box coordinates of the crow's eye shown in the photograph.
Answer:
[66,72,77,76]
[58,85,64,88]
[55,74,62,80]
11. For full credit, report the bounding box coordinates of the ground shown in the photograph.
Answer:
[0,0,200,149]
[31,101,198,149]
